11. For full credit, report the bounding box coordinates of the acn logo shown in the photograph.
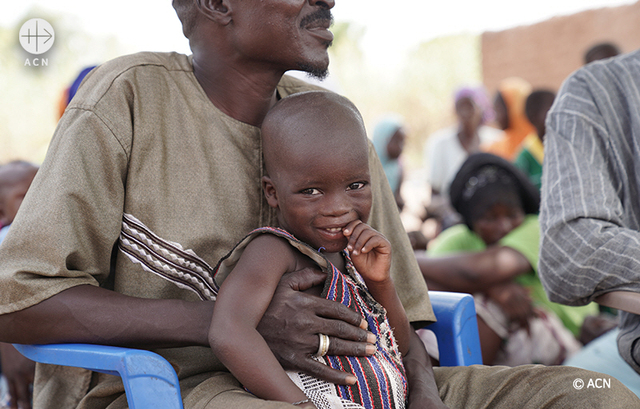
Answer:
[19,18,55,55]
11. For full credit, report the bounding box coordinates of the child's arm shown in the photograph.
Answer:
[343,221,411,355]
[208,234,314,406]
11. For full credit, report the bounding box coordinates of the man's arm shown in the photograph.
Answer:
[403,330,450,409]
[0,273,375,386]
[539,69,640,306]
[0,285,213,348]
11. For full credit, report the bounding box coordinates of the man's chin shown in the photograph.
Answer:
[296,62,329,81]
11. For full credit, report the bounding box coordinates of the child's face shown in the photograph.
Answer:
[0,176,35,227]
[264,129,372,253]
[386,127,406,160]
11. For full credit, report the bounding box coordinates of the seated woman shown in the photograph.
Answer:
[416,153,598,365]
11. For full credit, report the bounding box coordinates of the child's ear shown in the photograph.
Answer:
[262,176,279,209]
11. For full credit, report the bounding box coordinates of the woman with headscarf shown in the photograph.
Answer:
[372,115,406,210]
[487,77,536,161]
[424,85,503,231]
[416,153,597,366]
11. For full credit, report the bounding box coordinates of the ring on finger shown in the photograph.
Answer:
[315,333,330,357]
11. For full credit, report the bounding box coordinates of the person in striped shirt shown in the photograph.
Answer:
[540,48,640,376]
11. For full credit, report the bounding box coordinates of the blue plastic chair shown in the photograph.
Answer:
[425,291,482,367]
[13,343,183,409]
[14,291,481,409]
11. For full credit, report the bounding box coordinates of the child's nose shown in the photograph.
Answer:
[321,193,351,217]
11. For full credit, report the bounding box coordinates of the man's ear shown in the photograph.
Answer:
[196,0,233,25]
[262,176,279,209]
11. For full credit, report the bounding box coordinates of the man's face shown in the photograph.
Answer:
[230,0,335,78]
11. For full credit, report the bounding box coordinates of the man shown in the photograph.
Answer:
[0,1,636,408]
[540,48,640,388]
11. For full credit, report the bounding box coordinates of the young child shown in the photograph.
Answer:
[209,91,412,409]
[514,89,556,192]
[0,161,38,242]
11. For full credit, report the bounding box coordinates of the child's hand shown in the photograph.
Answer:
[343,220,392,283]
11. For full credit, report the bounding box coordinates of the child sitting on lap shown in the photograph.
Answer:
[209,91,412,409]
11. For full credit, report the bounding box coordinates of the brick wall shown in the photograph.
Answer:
[481,1,640,94]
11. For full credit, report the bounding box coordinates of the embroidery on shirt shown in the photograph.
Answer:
[118,213,219,300]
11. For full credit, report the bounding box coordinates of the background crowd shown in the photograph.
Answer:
[2,1,640,408]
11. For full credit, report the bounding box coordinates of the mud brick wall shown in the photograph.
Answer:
[482,1,640,94]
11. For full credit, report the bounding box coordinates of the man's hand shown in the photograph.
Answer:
[343,220,392,283]
[0,343,34,409]
[257,267,376,385]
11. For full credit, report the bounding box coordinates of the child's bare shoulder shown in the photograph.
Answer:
[246,234,316,273]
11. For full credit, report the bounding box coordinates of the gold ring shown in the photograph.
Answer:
[315,333,330,357]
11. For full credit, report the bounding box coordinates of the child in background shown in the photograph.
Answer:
[0,160,38,409]
[372,115,407,211]
[209,91,412,409]
[514,90,556,192]
[0,161,38,242]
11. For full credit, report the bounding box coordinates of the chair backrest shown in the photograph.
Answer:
[425,291,483,366]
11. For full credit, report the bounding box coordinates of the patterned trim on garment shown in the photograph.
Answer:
[118,213,219,300]
[242,227,407,409]
[118,222,407,408]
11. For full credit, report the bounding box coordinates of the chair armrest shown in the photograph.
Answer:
[595,290,640,315]
[424,291,483,366]
[13,343,183,409]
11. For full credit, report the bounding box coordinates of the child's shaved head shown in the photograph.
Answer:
[261,91,369,180]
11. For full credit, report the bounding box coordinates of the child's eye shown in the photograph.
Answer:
[300,188,321,195]
[347,182,367,190]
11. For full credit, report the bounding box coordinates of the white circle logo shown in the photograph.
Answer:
[573,378,584,390]
[19,18,55,55]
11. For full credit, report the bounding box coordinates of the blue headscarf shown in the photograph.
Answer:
[372,115,404,193]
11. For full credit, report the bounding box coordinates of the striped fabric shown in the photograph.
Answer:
[120,220,408,408]
[539,49,640,374]
[217,227,408,409]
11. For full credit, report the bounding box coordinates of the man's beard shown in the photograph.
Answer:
[296,62,330,81]
[298,8,333,80]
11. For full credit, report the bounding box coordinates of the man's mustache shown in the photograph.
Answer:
[300,9,334,29]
